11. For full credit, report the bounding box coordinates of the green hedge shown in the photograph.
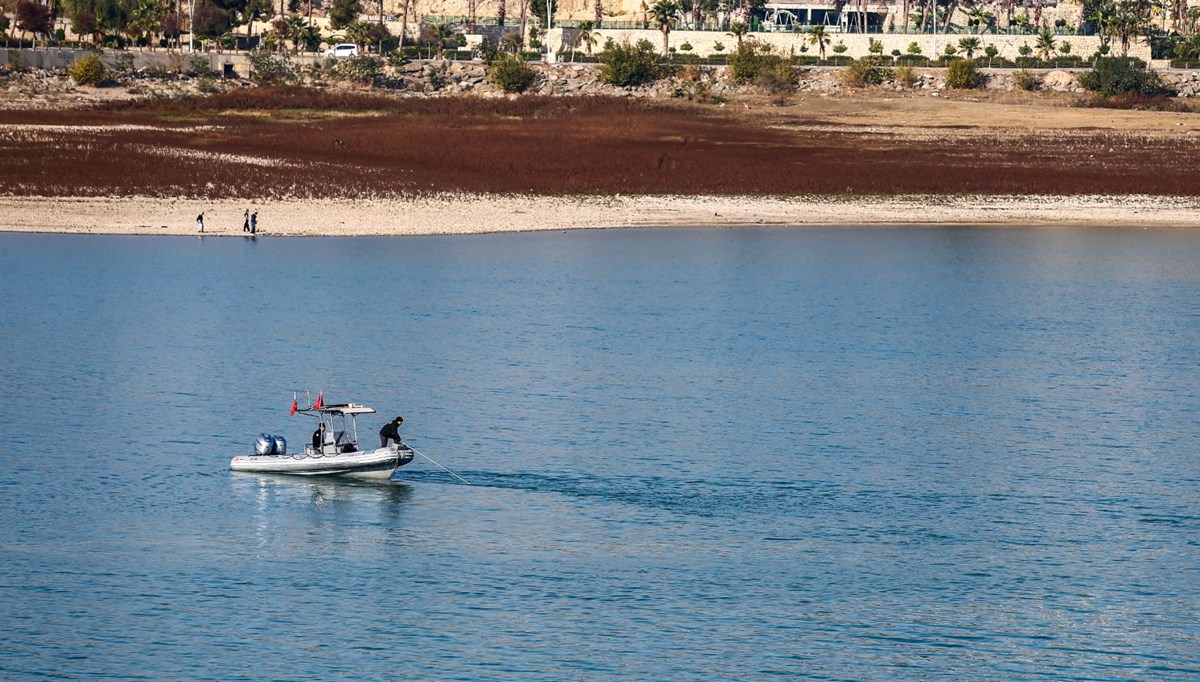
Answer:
[487,53,536,92]
[68,54,107,86]
[1078,56,1174,97]
[599,40,660,86]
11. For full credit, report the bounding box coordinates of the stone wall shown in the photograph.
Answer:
[396,60,1200,97]
[554,27,1150,61]
[0,48,315,78]
[414,0,1088,25]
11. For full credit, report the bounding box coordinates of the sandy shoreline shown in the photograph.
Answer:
[1,194,1197,236]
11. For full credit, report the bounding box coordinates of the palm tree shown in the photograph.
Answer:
[649,0,678,56]
[913,0,930,31]
[1086,1,1113,33]
[957,35,980,58]
[807,24,830,60]
[1154,0,1170,30]
[965,5,994,33]
[297,23,321,52]
[346,19,373,49]
[1034,25,1055,60]
[130,0,165,50]
[284,13,305,53]
[1111,0,1153,57]
[1172,0,1187,30]
[432,21,453,58]
[942,0,960,31]
[576,19,597,56]
[399,0,412,48]
[727,20,748,48]
[519,0,528,45]
[594,0,603,25]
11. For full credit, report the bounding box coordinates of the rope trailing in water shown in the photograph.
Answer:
[409,446,472,486]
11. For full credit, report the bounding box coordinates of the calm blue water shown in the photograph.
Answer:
[1,227,1198,680]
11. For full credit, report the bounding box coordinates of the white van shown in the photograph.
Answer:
[324,44,358,58]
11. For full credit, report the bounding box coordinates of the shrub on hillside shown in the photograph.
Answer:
[756,62,796,95]
[333,55,384,86]
[728,41,783,85]
[68,54,106,86]
[1079,93,1187,111]
[893,65,917,88]
[728,41,803,97]
[840,58,890,87]
[1077,57,1174,98]
[670,64,725,103]
[945,59,983,89]
[189,54,217,77]
[599,39,660,87]
[488,53,537,93]
[1013,69,1041,91]
[248,48,297,86]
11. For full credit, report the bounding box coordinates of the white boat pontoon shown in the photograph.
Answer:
[230,401,414,480]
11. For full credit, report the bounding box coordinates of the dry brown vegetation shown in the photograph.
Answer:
[1,86,1198,199]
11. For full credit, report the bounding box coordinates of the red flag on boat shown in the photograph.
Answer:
[289,394,298,416]
[313,392,324,410]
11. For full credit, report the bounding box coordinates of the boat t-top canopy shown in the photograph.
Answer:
[300,403,377,416]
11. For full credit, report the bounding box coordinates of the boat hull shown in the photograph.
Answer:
[230,445,414,480]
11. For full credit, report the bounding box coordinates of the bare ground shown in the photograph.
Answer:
[0,87,1198,199]
[0,86,1197,234]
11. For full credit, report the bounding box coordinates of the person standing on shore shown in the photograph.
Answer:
[242,209,250,233]
[250,210,258,234]
[196,212,205,233]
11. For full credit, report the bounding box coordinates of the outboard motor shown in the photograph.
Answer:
[254,433,275,456]
[272,435,287,456]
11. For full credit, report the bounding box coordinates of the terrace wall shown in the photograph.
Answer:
[0,48,327,78]
[560,28,1150,61]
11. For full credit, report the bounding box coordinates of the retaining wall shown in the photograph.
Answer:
[1,48,322,78]
[553,28,1151,62]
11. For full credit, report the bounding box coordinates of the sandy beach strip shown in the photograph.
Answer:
[0,194,1197,236]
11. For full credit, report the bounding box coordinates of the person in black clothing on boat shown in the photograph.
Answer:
[380,416,403,448]
[312,423,326,451]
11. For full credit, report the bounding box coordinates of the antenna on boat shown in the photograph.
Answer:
[408,446,472,486]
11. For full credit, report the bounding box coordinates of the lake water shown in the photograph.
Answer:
[1,227,1198,680]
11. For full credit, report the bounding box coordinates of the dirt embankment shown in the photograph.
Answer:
[0,85,1197,235]
[1,86,1199,199]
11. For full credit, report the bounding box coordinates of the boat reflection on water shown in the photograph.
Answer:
[229,471,415,538]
